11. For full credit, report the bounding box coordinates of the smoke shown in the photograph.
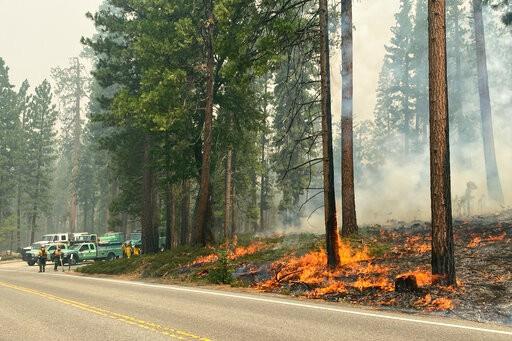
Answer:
[293,1,512,230]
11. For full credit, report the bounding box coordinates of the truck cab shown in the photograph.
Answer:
[62,241,122,265]
[25,243,68,266]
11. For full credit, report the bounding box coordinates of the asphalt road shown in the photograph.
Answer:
[0,261,511,341]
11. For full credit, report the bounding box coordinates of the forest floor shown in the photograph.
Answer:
[77,211,512,325]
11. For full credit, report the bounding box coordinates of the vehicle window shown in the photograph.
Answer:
[48,246,55,252]
[90,244,95,250]
[61,235,67,241]
[79,245,89,251]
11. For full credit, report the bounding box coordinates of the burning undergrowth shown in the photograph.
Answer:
[78,212,512,324]
[250,212,512,322]
[191,241,269,266]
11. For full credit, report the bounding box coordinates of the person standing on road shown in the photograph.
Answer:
[38,246,47,273]
[53,247,62,271]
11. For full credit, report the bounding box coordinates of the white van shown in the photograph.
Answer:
[41,233,70,243]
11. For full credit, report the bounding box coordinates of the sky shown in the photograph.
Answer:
[0,0,399,121]
[0,0,102,86]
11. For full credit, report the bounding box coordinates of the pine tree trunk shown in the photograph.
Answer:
[70,58,82,234]
[193,0,215,246]
[121,212,128,237]
[16,106,24,250]
[428,0,456,286]
[319,0,341,268]
[30,164,42,244]
[180,180,190,245]
[83,203,89,232]
[91,206,96,234]
[403,58,411,155]
[16,184,21,250]
[340,0,358,237]
[110,181,120,231]
[224,145,233,241]
[230,171,236,239]
[259,80,268,232]
[259,134,266,232]
[472,0,504,204]
[142,135,158,254]
[165,182,176,249]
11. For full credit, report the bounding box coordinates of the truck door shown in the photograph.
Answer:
[90,244,97,258]
[79,244,90,259]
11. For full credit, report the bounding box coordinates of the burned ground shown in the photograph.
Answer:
[77,211,512,325]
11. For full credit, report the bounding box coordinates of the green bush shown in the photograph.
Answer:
[206,250,233,284]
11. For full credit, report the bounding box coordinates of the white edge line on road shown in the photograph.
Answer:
[2,268,512,336]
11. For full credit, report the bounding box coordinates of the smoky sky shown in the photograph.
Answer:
[0,0,102,87]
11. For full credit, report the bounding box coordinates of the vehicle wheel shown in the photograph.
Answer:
[27,261,35,266]
[69,256,79,265]
[107,253,115,261]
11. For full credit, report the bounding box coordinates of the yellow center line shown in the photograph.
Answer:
[0,280,212,341]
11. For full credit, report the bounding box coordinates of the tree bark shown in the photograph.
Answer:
[428,0,456,286]
[16,108,25,250]
[142,135,158,254]
[70,57,82,234]
[472,0,504,204]
[340,0,358,237]
[259,79,268,232]
[403,57,411,156]
[165,182,176,249]
[121,211,128,237]
[16,185,22,250]
[193,0,215,245]
[30,157,42,244]
[180,180,190,245]
[83,203,89,232]
[319,0,341,268]
[224,145,233,241]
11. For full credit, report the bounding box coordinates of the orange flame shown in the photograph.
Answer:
[404,236,431,253]
[396,269,435,287]
[430,297,454,311]
[467,232,507,248]
[191,241,268,265]
[414,294,453,311]
[353,277,393,292]
[467,236,481,248]
[228,242,267,260]
[192,253,219,265]
[257,240,393,297]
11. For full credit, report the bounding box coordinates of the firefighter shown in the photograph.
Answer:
[126,242,133,258]
[133,244,141,257]
[53,247,63,271]
[38,246,48,273]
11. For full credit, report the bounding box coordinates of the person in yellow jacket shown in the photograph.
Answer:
[125,242,132,258]
[38,246,48,273]
[53,247,63,271]
[133,245,140,257]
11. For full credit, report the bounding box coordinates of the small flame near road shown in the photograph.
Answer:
[257,241,394,297]
[191,241,268,265]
